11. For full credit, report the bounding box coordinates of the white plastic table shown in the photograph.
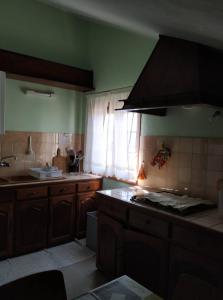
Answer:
[74,275,162,300]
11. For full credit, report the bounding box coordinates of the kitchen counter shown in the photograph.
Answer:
[96,187,223,298]
[97,187,223,236]
[0,173,102,188]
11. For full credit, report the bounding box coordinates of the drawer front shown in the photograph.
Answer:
[77,180,101,192]
[98,196,128,223]
[17,186,48,200]
[129,209,169,238]
[172,225,223,260]
[49,183,76,196]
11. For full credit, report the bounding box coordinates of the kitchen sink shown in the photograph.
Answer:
[0,177,9,185]
[0,175,39,184]
[7,175,39,183]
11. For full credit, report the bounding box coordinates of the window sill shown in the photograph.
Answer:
[102,175,137,186]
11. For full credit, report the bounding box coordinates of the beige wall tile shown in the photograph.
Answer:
[208,139,223,155]
[179,137,193,153]
[178,153,192,168]
[192,154,207,170]
[193,138,208,154]
[0,131,83,177]
[207,155,223,171]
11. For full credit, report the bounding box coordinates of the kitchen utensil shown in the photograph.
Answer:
[25,135,35,161]
[52,148,68,173]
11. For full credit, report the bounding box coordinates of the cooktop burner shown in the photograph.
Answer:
[130,192,216,215]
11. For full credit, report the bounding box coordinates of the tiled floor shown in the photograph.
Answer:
[0,240,108,300]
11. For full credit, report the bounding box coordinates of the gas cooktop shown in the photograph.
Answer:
[130,192,216,215]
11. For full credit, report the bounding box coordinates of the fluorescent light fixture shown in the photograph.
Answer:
[24,89,55,98]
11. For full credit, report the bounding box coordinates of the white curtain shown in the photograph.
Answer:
[84,89,140,181]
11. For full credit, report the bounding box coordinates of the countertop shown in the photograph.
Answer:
[0,173,102,188]
[97,187,223,236]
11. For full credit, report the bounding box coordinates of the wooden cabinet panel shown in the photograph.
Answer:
[77,180,101,193]
[17,186,48,200]
[0,202,13,259]
[172,225,223,260]
[97,196,128,223]
[169,245,223,299]
[76,191,96,238]
[124,229,168,297]
[49,183,76,196]
[48,195,74,246]
[97,212,124,278]
[0,48,93,91]
[15,198,48,254]
[0,190,15,202]
[129,208,169,238]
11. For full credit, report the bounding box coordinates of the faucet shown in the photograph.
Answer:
[0,155,17,167]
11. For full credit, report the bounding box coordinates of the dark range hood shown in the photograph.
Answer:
[119,35,223,116]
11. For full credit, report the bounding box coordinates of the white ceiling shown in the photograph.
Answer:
[39,0,223,49]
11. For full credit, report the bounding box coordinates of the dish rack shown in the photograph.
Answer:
[29,167,63,179]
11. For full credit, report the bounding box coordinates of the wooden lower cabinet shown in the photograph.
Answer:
[76,191,97,238]
[124,229,168,297]
[97,212,124,278]
[15,198,48,254]
[48,195,74,246]
[0,202,13,259]
[169,245,223,299]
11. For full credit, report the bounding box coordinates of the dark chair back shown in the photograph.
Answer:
[0,270,67,300]
[173,273,223,300]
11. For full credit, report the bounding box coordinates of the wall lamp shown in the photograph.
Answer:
[23,88,56,98]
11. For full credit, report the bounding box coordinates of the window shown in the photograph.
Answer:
[84,89,140,181]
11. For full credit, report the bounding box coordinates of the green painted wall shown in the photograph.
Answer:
[2,0,223,138]
[0,0,89,133]
[142,107,223,138]
[0,0,90,69]
[88,22,157,92]
[6,79,86,133]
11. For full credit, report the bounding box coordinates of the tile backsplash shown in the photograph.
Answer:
[138,136,223,201]
[0,131,84,177]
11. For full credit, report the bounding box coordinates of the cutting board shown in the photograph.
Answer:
[52,148,68,173]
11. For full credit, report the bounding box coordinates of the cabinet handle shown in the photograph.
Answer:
[32,207,41,212]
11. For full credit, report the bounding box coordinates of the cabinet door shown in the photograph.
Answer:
[15,198,48,254]
[48,195,74,246]
[169,245,223,299]
[97,212,124,278]
[124,229,168,297]
[76,192,97,239]
[0,202,13,259]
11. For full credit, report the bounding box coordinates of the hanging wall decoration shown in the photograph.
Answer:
[151,144,171,169]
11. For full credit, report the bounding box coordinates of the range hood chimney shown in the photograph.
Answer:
[119,35,223,116]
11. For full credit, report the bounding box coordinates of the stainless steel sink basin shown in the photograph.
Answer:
[7,175,39,183]
[0,175,39,185]
[0,177,9,185]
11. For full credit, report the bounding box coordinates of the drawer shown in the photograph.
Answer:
[98,196,128,223]
[129,209,169,238]
[172,225,223,260]
[17,186,48,200]
[77,180,101,192]
[49,183,76,196]
[77,191,96,202]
